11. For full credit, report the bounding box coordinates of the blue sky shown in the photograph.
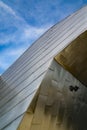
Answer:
[0,0,87,74]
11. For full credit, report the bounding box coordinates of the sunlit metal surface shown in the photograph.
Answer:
[3,115,24,130]
[18,60,87,130]
[0,6,87,129]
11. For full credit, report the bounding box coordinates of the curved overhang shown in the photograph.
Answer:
[55,30,87,86]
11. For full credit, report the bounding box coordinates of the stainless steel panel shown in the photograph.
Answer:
[1,6,86,79]
[0,74,45,116]
[0,6,87,129]
[0,14,84,86]
[18,60,87,130]
[3,115,24,130]
[0,92,36,129]
[0,60,52,99]
[0,56,53,92]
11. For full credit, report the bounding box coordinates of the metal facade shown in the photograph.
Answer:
[18,60,87,130]
[0,6,87,129]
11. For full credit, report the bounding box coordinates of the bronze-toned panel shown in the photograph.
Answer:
[55,31,87,86]
[18,60,87,130]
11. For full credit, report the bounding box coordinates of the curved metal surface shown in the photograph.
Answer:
[0,6,87,129]
[18,60,87,130]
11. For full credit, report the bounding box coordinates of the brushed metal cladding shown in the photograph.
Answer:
[0,60,51,100]
[1,7,87,81]
[0,21,84,90]
[0,74,45,117]
[0,6,87,130]
[18,60,87,130]
[0,11,87,86]
[3,115,24,130]
[0,92,36,129]
[0,7,84,79]
[0,60,51,129]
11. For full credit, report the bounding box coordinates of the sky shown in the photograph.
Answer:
[0,0,87,74]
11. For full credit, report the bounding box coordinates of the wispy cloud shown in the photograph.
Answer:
[0,1,52,74]
[22,25,51,41]
[0,1,16,16]
[0,47,25,74]
[0,0,86,74]
[3,0,84,26]
[0,1,51,45]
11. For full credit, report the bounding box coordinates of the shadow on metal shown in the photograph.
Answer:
[18,60,87,130]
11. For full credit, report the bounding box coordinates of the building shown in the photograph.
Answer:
[0,6,87,130]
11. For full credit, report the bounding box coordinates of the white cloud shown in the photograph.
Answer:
[4,48,25,57]
[0,47,26,74]
[0,34,15,45]
[22,24,52,41]
[0,1,16,16]
[0,1,52,45]
[0,24,51,74]
[0,61,8,71]
[0,0,85,75]
[0,1,52,74]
